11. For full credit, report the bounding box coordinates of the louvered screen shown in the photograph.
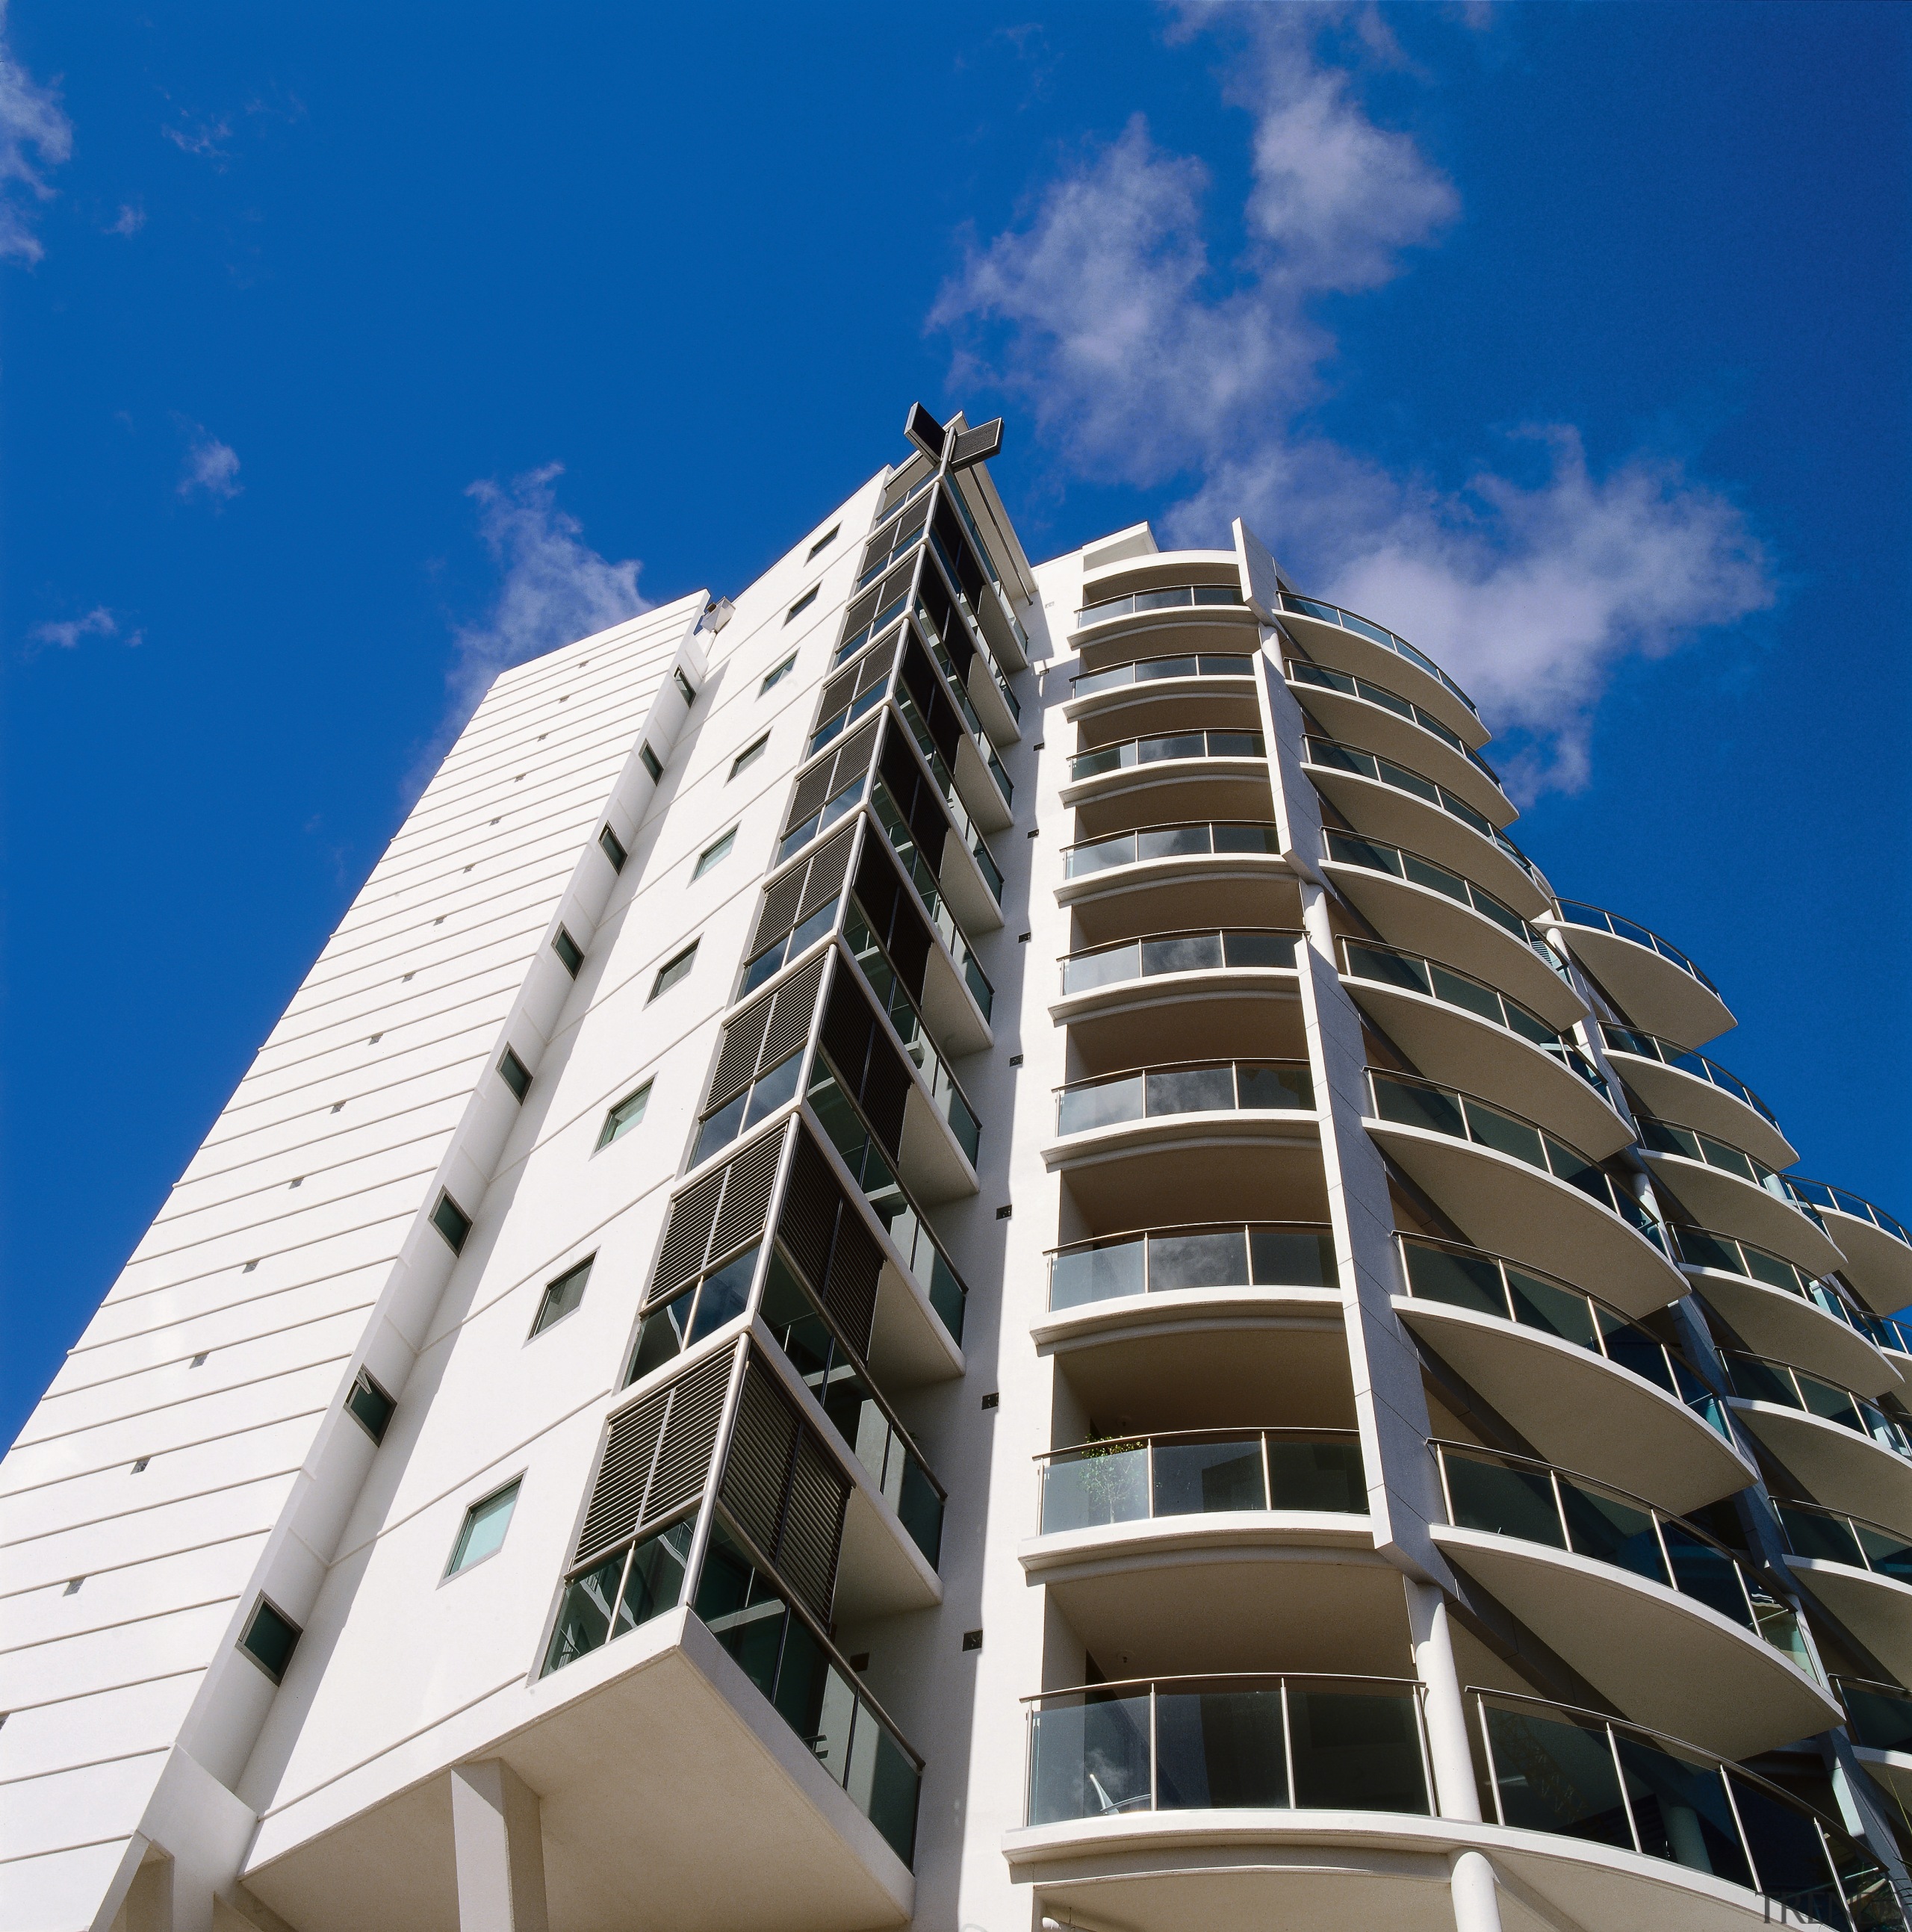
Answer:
[748,823,857,957]
[818,633,897,723]
[774,1128,880,1358]
[781,1431,850,1624]
[649,1166,728,1303]
[758,954,826,1070]
[707,995,774,1111]
[643,1352,731,1524]
[648,1128,789,1308]
[574,1382,668,1564]
[718,1355,798,1565]
[798,824,854,922]
[710,1129,784,1264]
[781,717,881,840]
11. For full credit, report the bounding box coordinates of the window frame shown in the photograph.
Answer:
[673,668,698,707]
[639,742,663,782]
[806,525,840,562]
[596,1078,654,1149]
[692,828,736,880]
[345,1367,396,1443]
[552,926,585,977]
[598,824,628,873]
[497,1046,532,1103]
[729,736,770,781]
[237,1594,302,1683]
[432,1190,473,1254]
[530,1256,595,1337]
[648,941,699,1003]
[760,654,797,695]
[443,1478,524,1580]
[784,585,820,624]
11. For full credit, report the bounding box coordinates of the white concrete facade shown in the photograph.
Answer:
[4,412,1910,1932]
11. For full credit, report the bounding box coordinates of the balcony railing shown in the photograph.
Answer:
[1075,583,1247,630]
[1303,735,1545,892]
[1555,901,1722,998]
[1778,1500,1912,1585]
[1025,1673,1430,1824]
[1600,1025,1782,1130]
[1433,1442,1813,1671]
[1274,592,1480,720]
[1061,926,1300,995]
[1047,1220,1339,1311]
[1672,1227,1883,1347]
[1365,1069,1667,1248]
[1339,939,1605,1092]
[1639,1116,1807,1211]
[1783,1178,1912,1249]
[1285,656,1501,787]
[1073,650,1256,697]
[1071,727,1266,783]
[1057,1059,1314,1136]
[869,777,998,1013]
[1322,830,1568,979]
[894,690,1011,875]
[1395,1235,1729,1439]
[1724,1354,1912,1460]
[1063,819,1283,879]
[1473,1689,1904,1930]
[1837,1677,1912,1758]
[1037,1427,1366,1533]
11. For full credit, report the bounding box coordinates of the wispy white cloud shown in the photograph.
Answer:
[105,201,144,237]
[161,114,232,164]
[28,605,141,654]
[178,426,242,502]
[933,7,1773,793]
[0,3,72,264]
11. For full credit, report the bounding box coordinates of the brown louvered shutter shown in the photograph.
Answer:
[783,755,838,838]
[840,584,879,647]
[760,954,826,1071]
[647,1130,788,1309]
[642,1350,732,1524]
[718,1355,799,1562]
[710,1129,784,1262]
[575,1384,669,1564]
[650,1167,727,1303]
[797,824,855,922]
[829,716,881,795]
[707,994,775,1112]
[858,1033,911,1156]
[781,1432,851,1623]
[857,636,898,701]
[816,658,864,726]
[750,867,809,955]
[775,1129,840,1299]
[820,1205,881,1357]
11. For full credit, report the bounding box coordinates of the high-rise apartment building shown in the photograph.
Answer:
[5,407,1912,1932]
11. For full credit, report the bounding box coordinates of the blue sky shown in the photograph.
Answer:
[3,1,1907,1442]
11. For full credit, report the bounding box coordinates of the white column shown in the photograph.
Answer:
[1406,1580,1480,1824]
[1449,1849,1504,1932]
[450,1760,550,1932]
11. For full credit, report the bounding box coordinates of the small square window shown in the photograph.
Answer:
[190,1351,209,1367]
[598,824,628,873]
[649,941,698,1002]
[497,1047,532,1102]
[446,1480,521,1577]
[730,736,769,781]
[760,655,796,695]
[598,1081,652,1149]
[432,1190,472,1254]
[552,926,585,977]
[674,668,698,707]
[131,1457,149,1473]
[693,830,735,880]
[785,585,819,624]
[346,1368,395,1444]
[639,743,663,782]
[239,1596,301,1683]
[807,525,839,562]
[532,1258,594,1335]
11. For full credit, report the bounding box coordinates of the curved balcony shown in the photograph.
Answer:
[1303,734,1550,917]
[1339,937,1628,1158]
[1064,728,1270,837]
[1007,1681,1902,1932]
[1550,901,1736,1051]
[1284,656,1511,827]
[1725,1353,1912,1538]
[1639,1118,1848,1278]
[1364,1069,1684,1316]
[1273,591,1486,748]
[1778,1502,1912,1687]
[1058,819,1299,947]
[1036,1223,1346,1432]
[1601,1024,1795,1170]
[1054,927,1303,1069]
[1835,1677,1912,1813]
[1781,1178,1912,1317]
[1067,650,1260,739]
[1431,1442,1836,1757]
[1672,1227,1899,1399]
[1394,1235,1748,1513]
[1070,580,1253,650]
[1320,828,1584,1031]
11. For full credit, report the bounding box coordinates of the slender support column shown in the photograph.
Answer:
[450,1759,550,1932]
[1406,1580,1480,1824]
[1449,1848,1505,1932]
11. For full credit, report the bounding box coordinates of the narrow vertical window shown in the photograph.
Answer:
[597,1081,653,1149]
[674,668,698,707]
[649,941,698,1002]
[446,1481,521,1576]
[639,743,663,782]
[598,824,628,872]
[345,1369,395,1444]
[552,927,585,977]
[531,1258,594,1335]
[497,1047,532,1102]
[693,829,736,880]
[432,1190,472,1253]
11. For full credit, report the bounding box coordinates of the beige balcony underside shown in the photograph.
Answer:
[1784,1557,1912,1686]
[1642,1152,1846,1278]
[1066,677,1262,740]
[1817,1207,1912,1317]
[1544,920,1736,1053]
[1431,1525,1840,1760]
[1052,971,1305,1072]
[1606,1051,1796,1171]
[1276,609,1487,749]
[1072,606,1261,666]
[1286,678,1512,827]
[1855,1746,1912,1812]
[1346,977,1632,1159]
[1729,1400,1912,1541]
[1365,1118,1686,1317]
[1059,852,1301,949]
[1392,1296,1752,1515]
[1322,860,1584,1033]
[1682,1265,1899,1400]
[1062,761,1273,838]
[1046,1116,1326,1230]
[1005,1807,1830,1932]
[244,1609,912,1932]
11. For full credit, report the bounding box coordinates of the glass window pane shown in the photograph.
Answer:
[1152,1438,1264,1516]
[1222,931,1296,969]
[686,1246,760,1344]
[1041,1446,1148,1532]
[1155,1688,1288,1809]
[1724,1777,1837,1916]
[1288,1689,1428,1813]
[1403,1241,1505,1315]
[533,1258,594,1335]
[1250,1229,1338,1287]
[1344,943,1430,993]
[449,1481,521,1574]
[1266,1438,1368,1513]
[1058,1075,1144,1135]
[1428,963,1503,1023]
[693,829,736,878]
[1661,1526,1754,1627]
[1149,1229,1250,1291]
[1611,1739,1755,1886]
[1140,824,1213,859]
[741,1053,804,1130]
[1464,1101,1546,1170]
[1064,944,1138,993]
[1050,1240,1143,1308]
[692,1091,750,1166]
[1776,1504,1864,1567]
[1505,1270,1599,1348]
[1371,1075,1465,1137]
[542,1547,628,1674]
[1557,1479,1667,1583]
[1237,1064,1314,1111]
[1401,854,1468,902]
[1444,1456,1564,1547]
[1483,1705,1630,1845]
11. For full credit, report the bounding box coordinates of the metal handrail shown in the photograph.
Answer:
[1598,1024,1781,1130]
[1055,1057,1315,1132]
[1671,1226,1881,1343]
[1554,900,1722,997]
[1060,926,1301,994]
[1283,654,1502,786]
[1075,583,1248,628]
[1274,591,1480,718]
[1072,649,1257,695]
[1722,1352,1912,1460]
[1783,1177,1912,1249]
[1062,819,1284,878]
[1777,1499,1912,1580]
[1044,1220,1339,1310]
[1071,727,1266,781]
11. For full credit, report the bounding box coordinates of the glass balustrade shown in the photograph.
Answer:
[869,779,998,1019]
[1396,1236,1730,1440]
[1072,650,1257,697]
[1723,1354,1912,1461]
[1321,830,1570,981]
[1061,927,1300,995]
[1026,1674,1430,1824]
[1474,1691,1903,1930]
[1777,1501,1912,1585]
[855,506,927,591]
[1304,736,1545,890]
[1434,1442,1813,1671]
[1863,1312,1912,1358]
[1056,1060,1314,1135]
[1836,1678,1912,1758]
[1339,939,1606,1093]
[1273,591,1480,720]
[1672,1228,1879,1344]
[1071,728,1266,782]
[894,692,1011,880]
[544,1513,697,1676]
[1782,1177,1912,1249]
[1555,901,1722,997]
[1284,656,1503,787]
[1600,1025,1782,1130]
[1064,819,1283,878]
[1037,1428,1367,1533]
[1639,1119,1825,1237]
[1074,583,1247,629]
[1047,1221,1338,1311]
[1365,1070,1668,1249]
